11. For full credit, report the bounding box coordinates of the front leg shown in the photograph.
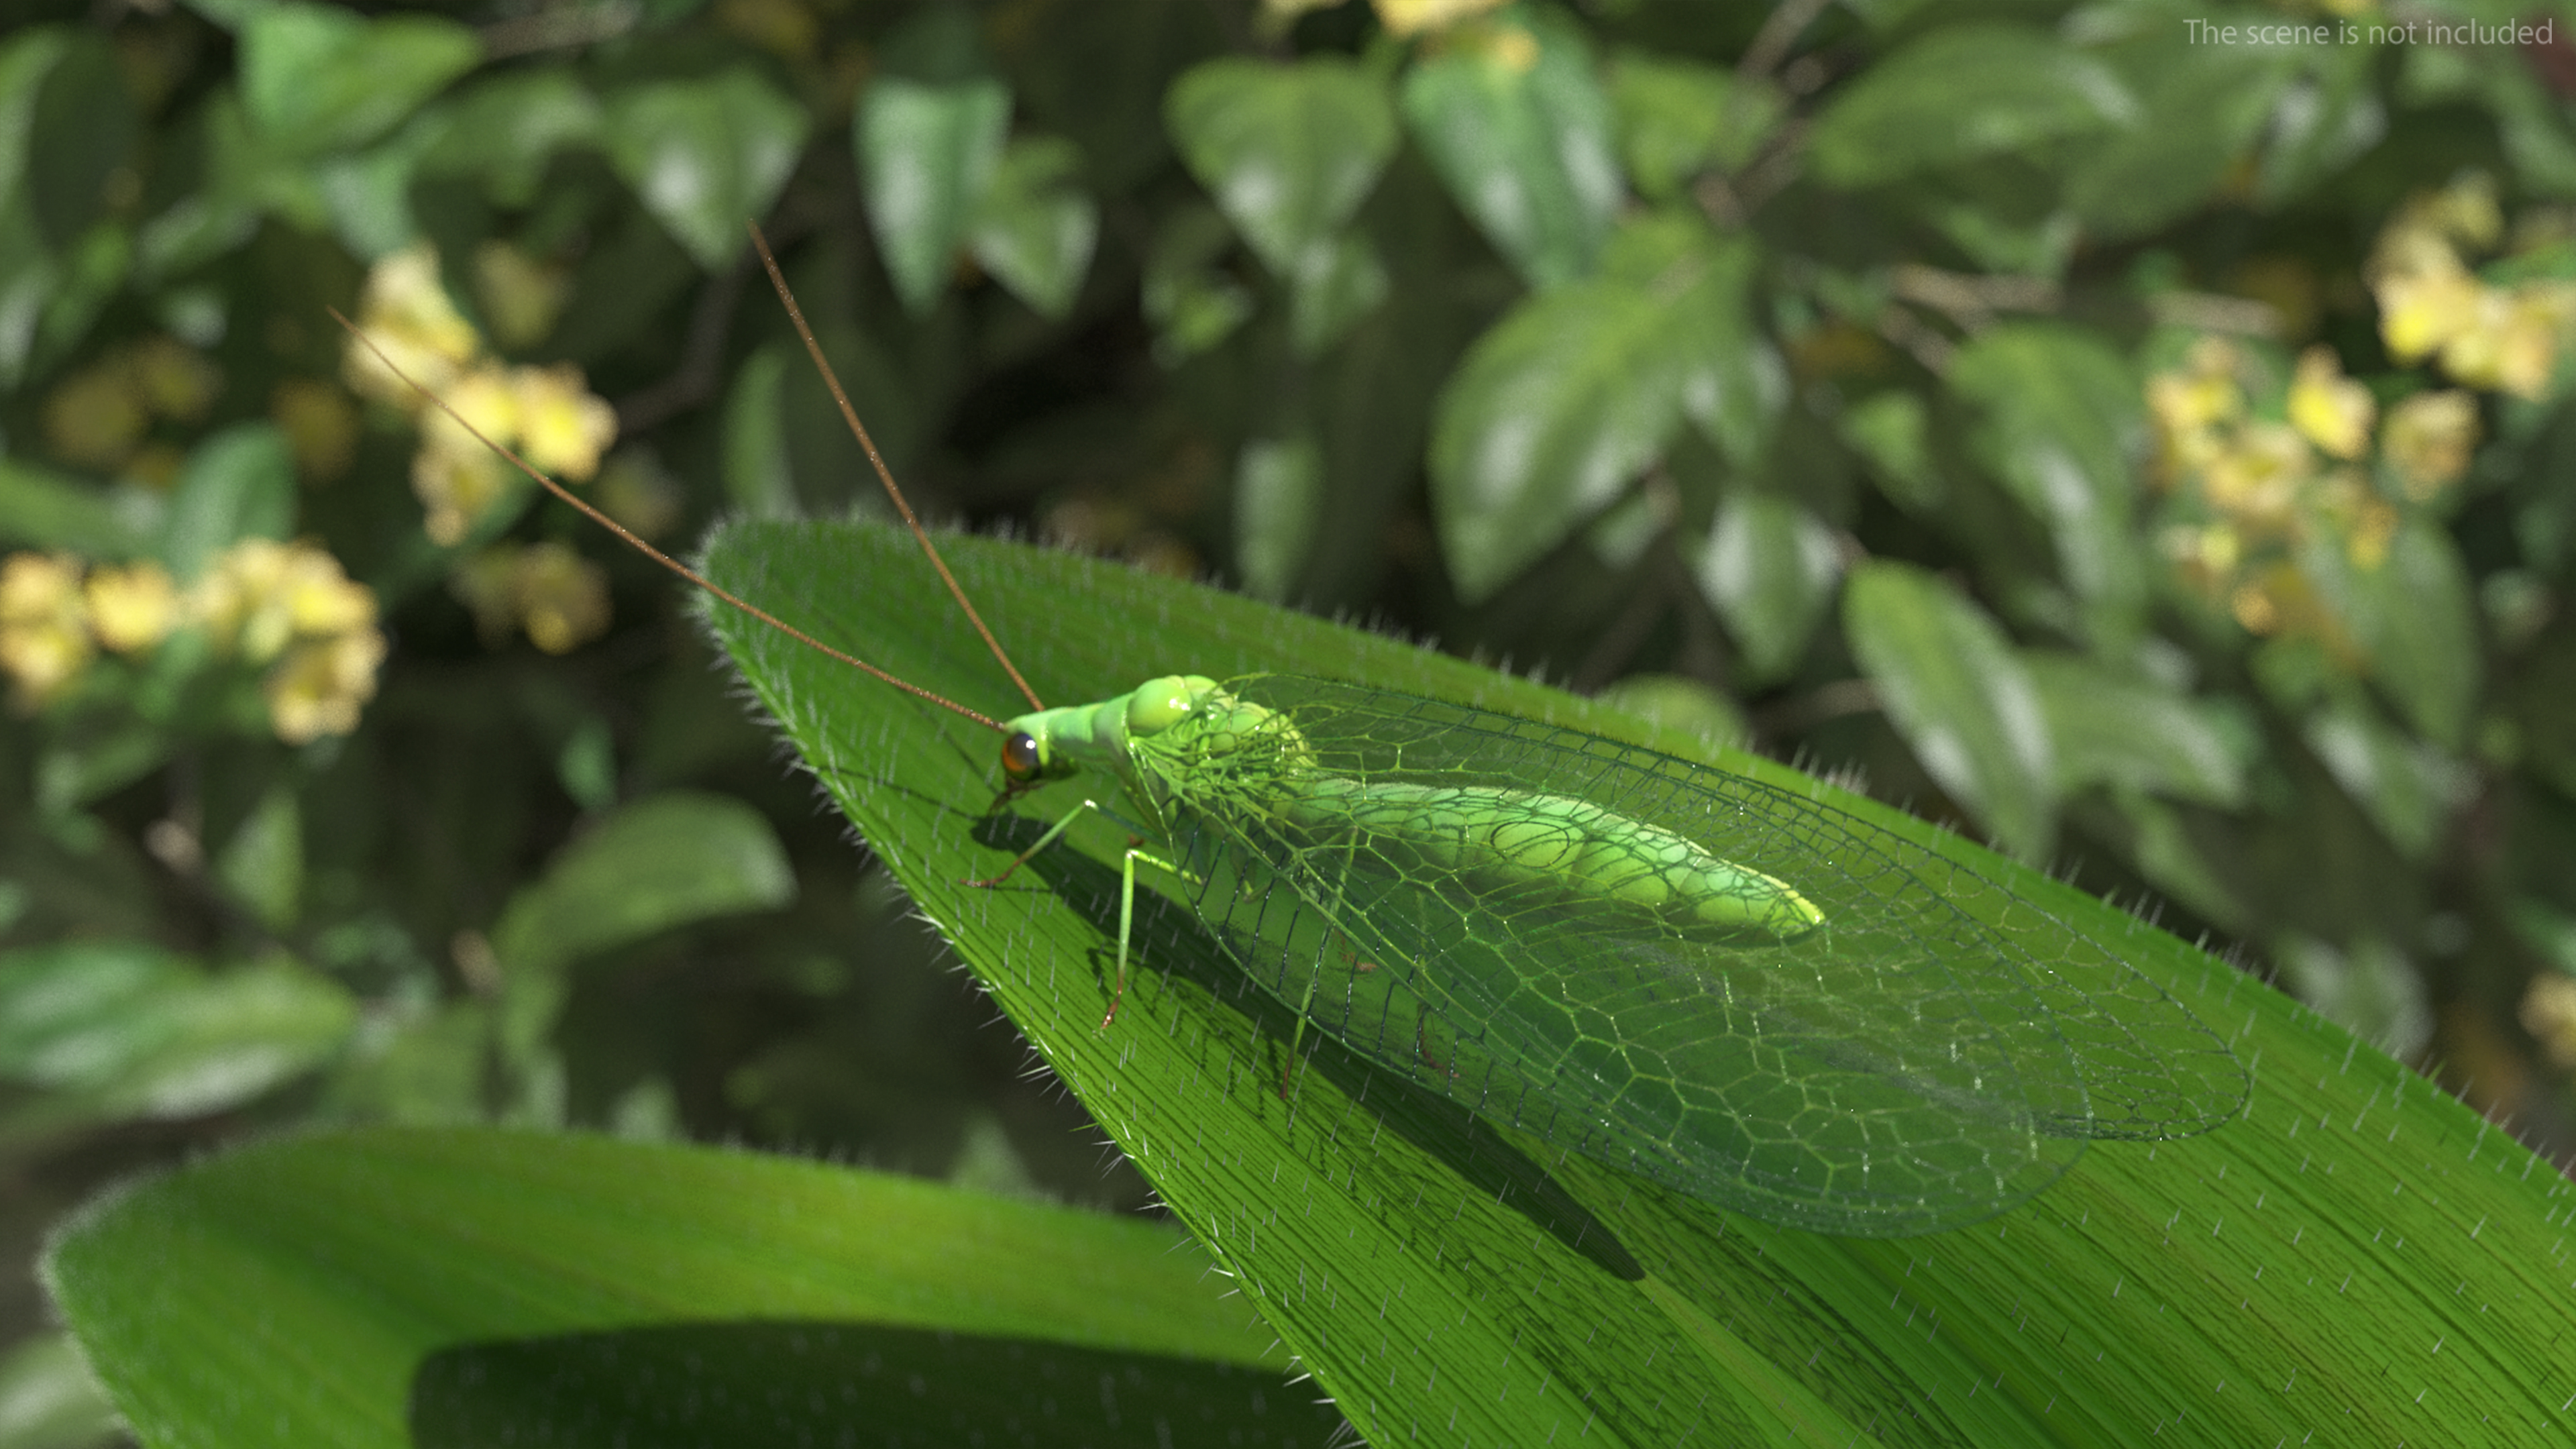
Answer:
[961,798,1191,1028]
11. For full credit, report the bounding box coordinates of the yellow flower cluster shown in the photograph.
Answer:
[0,542,384,745]
[341,244,618,547]
[450,542,612,655]
[42,335,221,488]
[2148,337,2470,641]
[2369,174,2576,400]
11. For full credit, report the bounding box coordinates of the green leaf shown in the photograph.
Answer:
[2304,518,2480,750]
[1607,52,1781,199]
[22,35,136,255]
[857,7,1012,315]
[1166,56,1396,280]
[417,68,602,210]
[605,69,810,272]
[0,943,356,1143]
[491,791,794,978]
[1839,389,1943,511]
[237,1,479,157]
[1811,25,2137,188]
[155,423,294,581]
[2272,932,2432,1059]
[1843,560,2057,859]
[1233,432,1322,602]
[967,135,1097,321]
[1591,672,1747,749]
[213,784,302,931]
[0,32,74,233]
[2024,651,2247,807]
[690,518,2574,1446]
[1401,11,1620,289]
[2068,28,2292,238]
[1693,492,1841,682]
[1430,220,1758,602]
[1947,324,2148,645]
[46,1130,1313,1447]
[2254,42,2385,205]
[0,460,161,555]
[1142,203,1254,364]
[2302,697,2473,861]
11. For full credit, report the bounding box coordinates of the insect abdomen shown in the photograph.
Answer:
[1278,778,1823,943]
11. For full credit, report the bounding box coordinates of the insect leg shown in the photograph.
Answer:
[1107,846,1193,1028]
[963,798,1107,888]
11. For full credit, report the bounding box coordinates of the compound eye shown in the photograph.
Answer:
[1001,732,1043,781]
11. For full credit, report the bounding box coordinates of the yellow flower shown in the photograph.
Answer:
[2443,282,2576,399]
[2403,173,2504,252]
[264,628,386,745]
[2287,346,2375,460]
[510,364,618,482]
[131,335,221,423]
[451,543,612,653]
[2201,421,2312,531]
[42,358,148,472]
[2373,245,2485,364]
[271,378,360,483]
[513,542,611,655]
[412,439,513,547]
[2310,470,2398,569]
[2159,523,2241,598]
[1373,0,1509,40]
[343,244,482,405]
[278,548,376,637]
[2379,390,2478,500]
[2520,974,2576,1071]
[0,553,92,704]
[83,561,180,654]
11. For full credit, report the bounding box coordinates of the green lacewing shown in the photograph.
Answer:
[339,231,2245,1237]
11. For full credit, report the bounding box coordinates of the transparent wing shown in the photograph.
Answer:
[1155,677,2245,1236]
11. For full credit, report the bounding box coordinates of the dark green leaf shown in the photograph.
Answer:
[0,943,355,1142]
[1401,11,1620,289]
[1607,52,1780,199]
[1810,25,2137,188]
[238,1,479,157]
[2068,30,2292,238]
[1694,492,1840,682]
[2304,519,2480,749]
[967,136,1097,321]
[46,1130,1302,1447]
[156,423,294,581]
[606,69,810,271]
[1947,324,2149,644]
[0,32,73,226]
[2255,43,2386,204]
[1166,56,1395,279]
[1843,560,2057,859]
[697,517,2573,1447]
[2025,652,2247,807]
[24,36,136,254]
[857,9,1012,315]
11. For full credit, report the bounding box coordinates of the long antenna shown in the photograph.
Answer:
[331,310,1008,736]
[747,223,1046,714]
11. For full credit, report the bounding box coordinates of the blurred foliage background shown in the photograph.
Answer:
[4,0,2576,1439]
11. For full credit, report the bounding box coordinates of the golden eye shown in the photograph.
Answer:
[1001,732,1042,780]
